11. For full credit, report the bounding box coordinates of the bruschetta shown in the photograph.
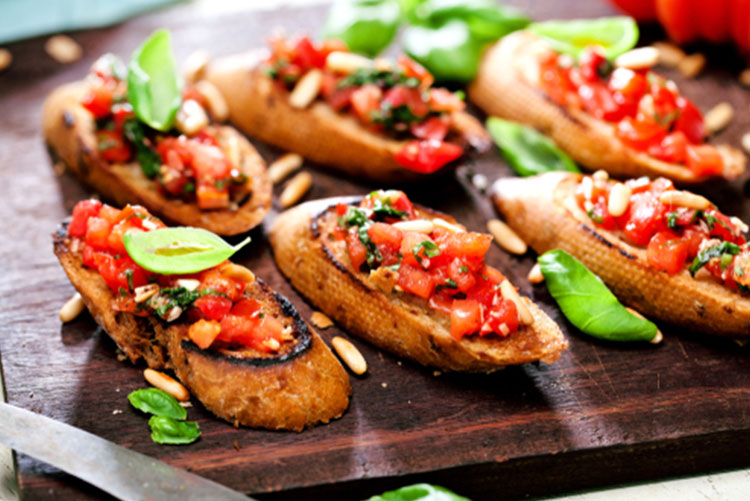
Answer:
[43,52,272,236]
[469,31,745,183]
[203,36,491,183]
[269,190,567,372]
[54,199,350,431]
[491,171,750,337]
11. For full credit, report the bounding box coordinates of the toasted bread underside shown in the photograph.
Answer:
[269,199,567,372]
[42,82,273,236]
[468,31,746,184]
[491,172,750,337]
[53,224,351,431]
[204,52,490,183]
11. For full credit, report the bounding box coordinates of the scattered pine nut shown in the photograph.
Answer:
[392,219,434,233]
[678,53,706,78]
[0,48,11,71]
[45,35,82,64]
[432,217,465,233]
[742,133,750,155]
[731,217,749,234]
[615,47,659,70]
[592,170,609,181]
[59,293,84,322]
[652,42,686,67]
[739,69,750,88]
[175,99,209,136]
[332,336,367,375]
[133,284,159,303]
[472,173,489,192]
[289,69,323,109]
[311,311,334,329]
[703,102,734,135]
[143,368,190,401]
[499,280,533,325]
[175,278,200,291]
[326,51,373,74]
[219,262,256,283]
[182,49,210,84]
[527,263,544,284]
[487,219,527,255]
[625,307,663,344]
[374,57,394,72]
[660,190,711,210]
[607,183,632,217]
[279,171,312,208]
[194,80,229,122]
[268,153,303,184]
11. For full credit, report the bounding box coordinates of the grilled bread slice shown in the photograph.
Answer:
[54,222,351,431]
[203,52,491,183]
[269,198,567,372]
[491,172,750,337]
[43,82,272,236]
[469,31,745,183]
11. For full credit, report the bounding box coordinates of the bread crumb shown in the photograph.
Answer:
[311,311,334,329]
[381,382,388,388]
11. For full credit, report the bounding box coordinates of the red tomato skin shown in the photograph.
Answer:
[610,0,658,20]
[686,144,723,177]
[450,299,482,340]
[394,140,463,174]
[649,131,688,164]
[673,97,705,144]
[622,191,668,246]
[350,84,382,122]
[485,299,519,337]
[368,222,404,258]
[347,228,367,270]
[447,258,477,293]
[682,226,709,258]
[647,230,689,275]
[616,117,667,151]
[398,265,435,299]
[82,79,114,119]
[97,130,132,163]
[410,116,449,141]
[70,200,102,237]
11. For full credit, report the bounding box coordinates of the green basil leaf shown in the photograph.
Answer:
[404,20,484,82]
[148,416,200,445]
[487,117,579,177]
[689,241,741,277]
[124,227,251,275]
[413,0,529,41]
[127,29,182,132]
[529,16,639,60]
[366,483,469,501]
[538,249,657,342]
[127,388,187,420]
[323,0,401,57]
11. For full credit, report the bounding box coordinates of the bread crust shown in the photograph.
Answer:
[491,172,750,337]
[269,198,567,372]
[204,51,490,183]
[468,31,746,184]
[53,223,351,431]
[43,82,272,236]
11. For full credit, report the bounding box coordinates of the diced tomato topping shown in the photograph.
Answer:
[347,228,367,270]
[85,217,112,250]
[398,55,434,89]
[69,200,102,237]
[350,84,382,123]
[620,190,669,246]
[649,132,688,164]
[82,78,115,119]
[674,96,705,144]
[578,47,608,83]
[428,88,465,112]
[394,140,463,174]
[188,319,222,350]
[193,294,234,321]
[682,225,710,258]
[647,231,689,275]
[368,223,403,253]
[447,257,476,293]
[291,36,327,70]
[97,129,132,163]
[616,116,667,151]
[450,299,482,340]
[410,116,449,141]
[686,144,723,177]
[397,264,435,299]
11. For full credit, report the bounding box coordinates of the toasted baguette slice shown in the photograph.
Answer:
[491,172,750,337]
[203,51,491,183]
[469,31,745,183]
[53,223,351,431]
[269,198,567,372]
[43,82,272,236]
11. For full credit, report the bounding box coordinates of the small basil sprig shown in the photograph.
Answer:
[487,118,579,177]
[411,0,529,41]
[413,240,440,268]
[529,16,639,60]
[127,29,182,132]
[148,416,201,445]
[403,20,484,82]
[128,388,200,445]
[123,227,250,275]
[128,388,187,420]
[538,249,658,342]
[366,483,469,501]
[689,241,741,276]
[323,0,401,57]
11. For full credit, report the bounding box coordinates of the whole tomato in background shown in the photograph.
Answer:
[610,0,750,52]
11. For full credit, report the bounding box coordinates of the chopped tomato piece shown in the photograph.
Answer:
[188,319,222,350]
[97,130,132,163]
[450,299,482,340]
[383,85,429,117]
[398,55,434,89]
[439,232,492,272]
[82,78,115,119]
[484,299,518,337]
[347,228,367,269]
[350,84,382,123]
[394,140,463,174]
[647,231,689,275]
[616,116,667,151]
[621,191,668,246]
[196,182,229,210]
[400,232,437,269]
[578,47,608,83]
[447,258,476,293]
[69,200,102,237]
[674,96,705,144]
[686,144,723,177]
[649,131,688,164]
[397,265,435,299]
[428,88,465,112]
[608,68,647,100]
[194,294,234,321]
[410,116,449,141]
[199,269,244,302]
[292,36,326,70]
[368,222,403,252]
[85,217,112,250]
[682,225,710,258]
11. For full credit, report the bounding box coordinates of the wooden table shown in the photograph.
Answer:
[1,1,750,499]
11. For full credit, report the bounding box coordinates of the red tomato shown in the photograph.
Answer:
[107,220,142,255]
[350,84,382,122]
[69,200,102,237]
[704,209,743,243]
[649,131,688,163]
[97,130,132,163]
[579,82,625,121]
[188,319,222,350]
[609,68,647,100]
[193,295,233,321]
[382,85,429,117]
[394,140,463,174]
[397,264,435,299]
[428,88,465,112]
[439,232,492,272]
[111,103,135,130]
[347,228,367,269]
[85,217,112,250]
[196,182,229,210]
[673,96,704,144]
[610,0,657,20]
[390,192,415,218]
[682,225,709,258]
[578,47,608,83]
[730,0,750,52]
[398,55,434,89]
[647,230,689,274]
[326,86,357,111]
[484,299,519,337]
[449,299,482,340]
[291,36,326,69]
[368,222,403,253]
[616,117,667,151]
[621,191,668,246]
[82,79,114,119]
[587,196,617,230]
[447,257,476,293]
[336,202,348,216]
[410,116,449,141]
[400,232,436,269]
[198,269,244,302]
[686,144,723,177]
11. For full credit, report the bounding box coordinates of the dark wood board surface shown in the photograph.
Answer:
[1,1,750,499]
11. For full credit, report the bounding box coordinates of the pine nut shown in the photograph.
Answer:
[499,280,533,325]
[374,57,394,72]
[731,217,749,234]
[219,262,255,284]
[176,279,200,291]
[164,306,183,323]
[223,134,241,169]
[678,53,706,78]
[580,176,594,200]
[279,171,312,208]
[144,369,190,401]
[487,219,527,255]
[0,48,11,71]
[607,183,632,217]
[268,153,303,184]
[743,133,750,155]
[311,311,334,329]
[45,35,82,64]
[527,263,544,284]
[660,190,711,210]
[739,69,750,88]
[392,219,434,233]
[615,47,659,70]
[195,80,228,122]
[326,51,373,74]
[182,49,210,84]
[175,99,209,136]
[134,284,159,303]
[472,173,489,192]
[262,338,281,351]
[592,170,609,181]
[703,102,734,135]
[289,69,323,109]
[625,307,663,344]
[652,42,686,67]
[331,336,367,375]
[432,218,465,234]
[59,293,84,322]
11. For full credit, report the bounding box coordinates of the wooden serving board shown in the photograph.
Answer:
[2,1,750,499]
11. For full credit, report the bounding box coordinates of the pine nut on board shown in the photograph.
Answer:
[331,336,367,375]
[279,171,312,208]
[144,368,190,401]
[487,219,527,255]
[268,153,303,184]
[59,292,84,322]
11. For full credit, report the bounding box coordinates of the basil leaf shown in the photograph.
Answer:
[148,416,200,445]
[124,227,251,275]
[538,249,657,342]
[529,16,639,60]
[323,0,401,57]
[413,0,529,41]
[122,118,161,178]
[487,118,579,177]
[127,29,182,132]
[372,195,409,220]
[128,388,187,420]
[404,20,484,82]
[689,241,741,277]
[366,483,469,501]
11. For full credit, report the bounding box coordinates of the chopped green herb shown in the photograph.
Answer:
[183,182,195,193]
[413,240,440,269]
[689,241,741,276]
[459,265,469,273]
[123,118,161,178]
[371,194,408,220]
[666,211,678,230]
[436,278,458,291]
[125,269,135,293]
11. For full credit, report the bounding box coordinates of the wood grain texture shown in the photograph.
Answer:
[1,1,750,499]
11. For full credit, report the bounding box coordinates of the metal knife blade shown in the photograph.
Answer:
[0,402,251,501]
